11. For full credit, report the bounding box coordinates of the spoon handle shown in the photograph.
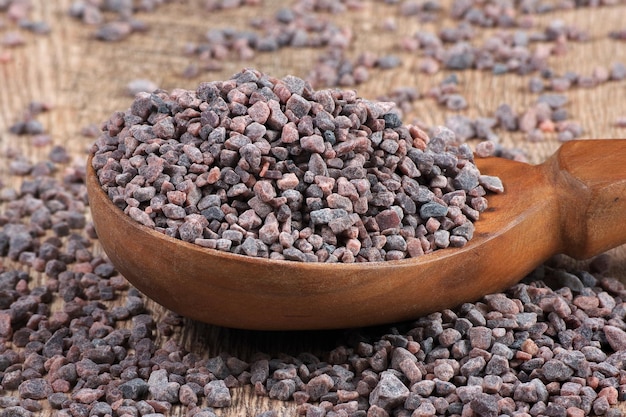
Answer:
[550,139,626,259]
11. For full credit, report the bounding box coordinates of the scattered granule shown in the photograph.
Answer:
[93,21,132,42]
[126,79,159,96]
[66,0,175,41]
[1,30,25,46]
[614,117,626,128]
[0,0,49,52]
[7,101,52,136]
[204,0,261,11]
[609,29,626,41]
[28,134,51,147]
[610,62,626,80]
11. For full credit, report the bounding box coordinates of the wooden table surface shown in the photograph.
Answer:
[1,1,626,416]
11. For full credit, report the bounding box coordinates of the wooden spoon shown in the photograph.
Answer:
[86,139,626,330]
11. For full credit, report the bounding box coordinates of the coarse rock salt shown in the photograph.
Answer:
[91,69,504,263]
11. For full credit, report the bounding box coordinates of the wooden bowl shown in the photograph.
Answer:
[86,140,626,330]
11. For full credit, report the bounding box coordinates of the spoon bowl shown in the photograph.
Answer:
[86,139,626,330]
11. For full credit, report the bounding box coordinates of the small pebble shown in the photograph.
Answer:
[127,79,159,96]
